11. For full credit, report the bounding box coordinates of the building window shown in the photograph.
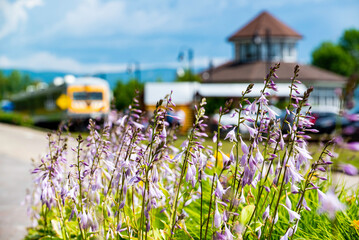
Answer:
[310,87,340,107]
[288,43,295,56]
[270,43,280,60]
[239,43,258,62]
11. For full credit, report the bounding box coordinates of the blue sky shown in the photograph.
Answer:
[0,0,358,74]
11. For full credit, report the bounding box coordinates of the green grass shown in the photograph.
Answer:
[0,111,33,126]
[173,135,359,170]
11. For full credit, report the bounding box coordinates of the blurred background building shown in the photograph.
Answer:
[200,11,347,108]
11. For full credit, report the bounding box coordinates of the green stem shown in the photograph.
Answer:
[204,173,217,240]
[200,170,203,240]
[203,112,223,239]
[169,125,197,237]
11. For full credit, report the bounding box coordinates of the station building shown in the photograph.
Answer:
[145,11,347,133]
[201,11,347,108]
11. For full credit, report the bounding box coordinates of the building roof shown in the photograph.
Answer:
[228,11,302,41]
[202,61,347,86]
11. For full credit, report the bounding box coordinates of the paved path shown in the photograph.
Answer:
[0,154,32,239]
[0,124,52,239]
[332,172,359,192]
[0,123,74,240]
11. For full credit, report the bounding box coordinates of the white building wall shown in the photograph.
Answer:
[308,87,341,109]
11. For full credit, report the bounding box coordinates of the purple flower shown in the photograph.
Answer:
[280,226,296,240]
[280,204,300,222]
[69,207,77,221]
[291,184,299,194]
[285,194,292,209]
[258,94,268,106]
[116,115,128,127]
[160,127,167,141]
[185,164,196,187]
[224,223,234,240]
[317,189,326,202]
[255,149,264,164]
[343,126,356,135]
[346,142,359,151]
[344,113,359,121]
[224,127,237,142]
[219,151,230,169]
[79,210,88,229]
[279,134,285,150]
[295,145,312,161]
[213,132,218,143]
[152,166,159,183]
[243,123,257,138]
[299,196,311,211]
[131,121,144,130]
[265,106,279,119]
[229,148,235,163]
[240,137,249,155]
[317,190,345,219]
[262,205,270,220]
[215,180,229,200]
[287,164,304,183]
[341,164,358,176]
[249,100,257,114]
[274,211,278,224]
[214,203,222,228]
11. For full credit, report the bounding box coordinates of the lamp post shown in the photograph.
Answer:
[177,47,194,73]
[201,59,213,82]
[252,31,262,61]
[127,61,141,82]
[266,28,272,75]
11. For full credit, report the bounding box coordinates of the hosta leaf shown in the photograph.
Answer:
[240,204,255,225]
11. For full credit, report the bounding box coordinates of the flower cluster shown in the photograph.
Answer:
[26,65,345,240]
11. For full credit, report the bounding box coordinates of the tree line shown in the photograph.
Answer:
[0,70,33,100]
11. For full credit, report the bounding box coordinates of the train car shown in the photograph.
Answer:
[11,76,110,125]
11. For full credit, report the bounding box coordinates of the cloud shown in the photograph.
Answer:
[0,52,127,73]
[0,0,43,39]
[47,0,238,38]
[49,0,184,37]
[0,52,228,73]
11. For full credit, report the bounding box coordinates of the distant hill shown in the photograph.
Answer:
[1,68,179,89]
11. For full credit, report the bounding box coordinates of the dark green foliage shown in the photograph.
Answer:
[0,70,33,99]
[205,97,228,116]
[312,28,359,77]
[340,29,359,58]
[340,29,359,72]
[113,78,144,111]
[175,69,202,82]
[312,42,355,76]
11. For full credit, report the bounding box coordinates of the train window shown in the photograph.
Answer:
[89,92,103,100]
[73,92,87,100]
[73,92,103,100]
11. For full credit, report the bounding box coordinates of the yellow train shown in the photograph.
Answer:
[11,76,110,125]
